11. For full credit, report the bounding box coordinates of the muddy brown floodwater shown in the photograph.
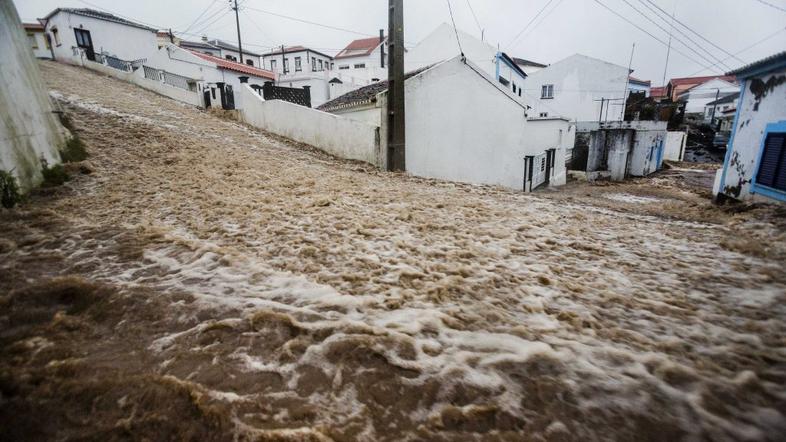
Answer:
[1,61,785,441]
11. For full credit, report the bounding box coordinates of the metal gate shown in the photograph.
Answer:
[221,85,235,110]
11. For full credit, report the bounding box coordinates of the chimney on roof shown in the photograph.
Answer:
[201,35,208,42]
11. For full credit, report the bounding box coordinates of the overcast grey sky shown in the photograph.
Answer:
[15,0,786,85]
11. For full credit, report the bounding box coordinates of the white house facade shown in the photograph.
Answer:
[405,23,528,97]
[259,46,336,108]
[319,56,574,191]
[714,51,786,203]
[678,78,739,116]
[524,54,631,122]
[41,8,158,65]
[703,92,740,125]
[23,22,52,59]
[333,35,389,83]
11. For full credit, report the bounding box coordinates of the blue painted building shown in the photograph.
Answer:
[714,51,786,203]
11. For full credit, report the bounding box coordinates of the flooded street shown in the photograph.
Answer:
[1,61,785,441]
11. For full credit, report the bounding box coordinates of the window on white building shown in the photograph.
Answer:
[539,112,549,118]
[541,84,554,99]
[330,63,335,70]
[312,57,317,71]
[270,59,277,71]
[295,57,302,71]
[283,58,289,73]
[354,63,366,69]
[246,59,254,66]
[339,65,349,70]
[319,60,324,71]
[225,54,237,62]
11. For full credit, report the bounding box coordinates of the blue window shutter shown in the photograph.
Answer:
[756,133,786,190]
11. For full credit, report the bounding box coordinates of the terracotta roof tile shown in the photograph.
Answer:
[188,50,275,80]
[334,36,384,59]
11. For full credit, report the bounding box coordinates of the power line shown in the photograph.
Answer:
[641,0,745,64]
[617,0,731,71]
[465,0,484,39]
[505,0,555,49]
[510,0,566,47]
[591,0,717,72]
[686,26,786,77]
[244,5,376,38]
[182,0,220,35]
[445,0,464,56]
[753,0,786,13]
[191,8,231,37]
[187,5,229,37]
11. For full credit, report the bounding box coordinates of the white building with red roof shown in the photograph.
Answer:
[333,35,389,83]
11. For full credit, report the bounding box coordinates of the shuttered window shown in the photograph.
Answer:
[756,132,786,191]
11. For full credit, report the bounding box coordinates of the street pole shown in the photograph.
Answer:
[620,43,635,122]
[231,0,244,64]
[387,0,405,171]
[710,88,720,126]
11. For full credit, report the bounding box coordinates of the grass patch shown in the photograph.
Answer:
[60,137,88,162]
[0,170,22,209]
[41,164,70,187]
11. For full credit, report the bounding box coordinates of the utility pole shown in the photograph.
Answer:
[230,0,244,64]
[620,43,635,122]
[387,0,405,171]
[597,97,606,124]
[168,28,174,44]
[380,29,385,69]
[710,88,720,126]
[661,0,677,91]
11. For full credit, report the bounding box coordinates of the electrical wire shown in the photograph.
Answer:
[445,0,464,56]
[505,0,555,49]
[510,0,565,47]
[465,0,484,37]
[640,0,745,64]
[617,0,731,71]
[592,0,717,72]
[686,26,786,76]
[753,0,786,13]
[244,5,376,38]
[182,0,220,35]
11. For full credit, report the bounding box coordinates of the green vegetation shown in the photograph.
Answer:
[0,170,21,209]
[41,164,70,187]
[60,136,89,163]
[57,113,89,163]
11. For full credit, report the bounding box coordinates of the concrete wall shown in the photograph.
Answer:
[715,67,786,202]
[524,54,630,122]
[587,121,667,181]
[1,2,64,193]
[396,58,568,191]
[663,131,687,162]
[239,85,381,166]
[45,11,158,64]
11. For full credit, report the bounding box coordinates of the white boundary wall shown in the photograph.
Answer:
[663,131,687,162]
[79,58,202,107]
[239,85,381,166]
[1,2,64,193]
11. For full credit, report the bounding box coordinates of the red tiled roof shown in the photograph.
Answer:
[650,86,667,97]
[668,75,736,86]
[188,50,275,80]
[23,22,44,30]
[335,36,384,59]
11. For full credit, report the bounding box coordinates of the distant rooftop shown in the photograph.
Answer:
[628,76,651,86]
[318,65,431,112]
[335,36,385,59]
[261,45,333,60]
[42,8,157,32]
[187,50,275,80]
[707,92,741,106]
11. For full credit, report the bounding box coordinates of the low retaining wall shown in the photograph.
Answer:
[82,60,202,107]
[663,131,687,162]
[239,85,381,166]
